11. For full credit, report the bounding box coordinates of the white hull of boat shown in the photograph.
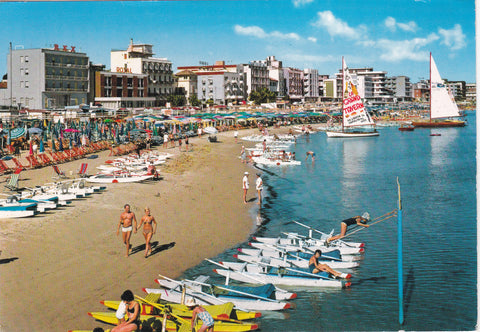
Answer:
[252,157,301,166]
[214,268,345,288]
[86,174,154,183]
[253,236,363,251]
[0,203,37,218]
[326,131,379,138]
[238,248,360,262]
[249,241,363,256]
[235,253,359,270]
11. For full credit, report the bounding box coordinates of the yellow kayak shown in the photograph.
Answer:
[100,300,260,322]
[87,311,259,331]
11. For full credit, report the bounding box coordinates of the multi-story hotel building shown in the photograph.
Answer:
[174,70,197,102]
[94,71,155,109]
[336,67,392,104]
[177,61,246,104]
[111,40,174,106]
[465,83,476,103]
[283,67,303,101]
[262,56,285,98]
[385,76,412,102]
[243,61,269,95]
[2,45,89,109]
[303,69,319,101]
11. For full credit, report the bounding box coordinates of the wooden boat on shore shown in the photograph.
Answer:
[412,53,466,128]
[210,260,350,288]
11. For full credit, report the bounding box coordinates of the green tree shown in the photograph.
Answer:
[167,94,186,107]
[188,94,201,107]
[248,88,277,105]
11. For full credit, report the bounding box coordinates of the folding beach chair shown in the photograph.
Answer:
[26,155,43,169]
[38,153,53,165]
[5,168,22,191]
[11,157,28,170]
[77,163,88,178]
[0,160,12,174]
[52,165,67,179]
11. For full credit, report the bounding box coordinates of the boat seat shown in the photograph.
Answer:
[144,292,161,303]
[193,275,210,284]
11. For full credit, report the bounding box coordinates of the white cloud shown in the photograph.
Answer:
[312,11,366,39]
[307,37,317,43]
[234,25,300,41]
[384,16,418,32]
[375,33,439,61]
[292,0,314,7]
[438,24,466,50]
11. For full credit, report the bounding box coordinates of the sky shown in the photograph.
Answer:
[0,0,476,83]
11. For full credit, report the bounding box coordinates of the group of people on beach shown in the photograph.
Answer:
[117,204,157,258]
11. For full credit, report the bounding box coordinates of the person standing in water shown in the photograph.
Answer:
[117,204,137,257]
[137,207,157,258]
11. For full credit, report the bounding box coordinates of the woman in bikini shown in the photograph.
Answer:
[111,290,140,332]
[137,207,157,258]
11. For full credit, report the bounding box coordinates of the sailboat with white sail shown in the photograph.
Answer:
[412,53,466,128]
[326,57,379,138]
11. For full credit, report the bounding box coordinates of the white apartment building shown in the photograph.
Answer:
[175,69,197,102]
[110,40,174,106]
[197,71,245,105]
[336,67,392,104]
[303,69,319,101]
[262,56,285,98]
[465,83,476,103]
[1,45,89,109]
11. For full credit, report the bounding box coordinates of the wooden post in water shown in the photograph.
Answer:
[397,177,404,325]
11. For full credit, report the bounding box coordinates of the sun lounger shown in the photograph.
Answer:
[0,160,12,174]
[38,153,53,165]
[77,163,88,178]
[25,155,43,168]
[11,157,28,170]
[52,165,67,179]
[5,168,22,191]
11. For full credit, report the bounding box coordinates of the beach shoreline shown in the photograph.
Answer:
[0,126,273,332]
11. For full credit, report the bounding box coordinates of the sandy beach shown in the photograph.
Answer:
[0,127,269,332]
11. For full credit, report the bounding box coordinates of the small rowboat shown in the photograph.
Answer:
[210,260,350,288]
[398,124,414,131]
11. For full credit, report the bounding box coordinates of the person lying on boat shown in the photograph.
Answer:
[309,250,351,279]
[186,298,214,332]
[327,213,370,244]
[111,290,140,332]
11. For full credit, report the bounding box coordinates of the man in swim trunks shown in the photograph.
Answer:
[117,204,137,257]
[327,214,370,244]
[309,250,351,279]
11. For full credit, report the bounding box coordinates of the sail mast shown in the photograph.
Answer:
[342,56,344,132]
[429,52,432,123]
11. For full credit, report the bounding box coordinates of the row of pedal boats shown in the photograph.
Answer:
[243,135,301,166]
[85,152,173,184]
[0,179,106,218]
[72,225,365,331]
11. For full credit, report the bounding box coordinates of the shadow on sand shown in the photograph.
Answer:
[0,257,18,264]
[131,241,176,257]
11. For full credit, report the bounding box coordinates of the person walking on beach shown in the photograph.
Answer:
[234,129,239,143]
[111,290,140,332]
[309,250,351,279]
[242,171,249,204]
[240,145,247,164]
[255,173,263,206]
[137,207,157,258]
[186,298,214,332]
[185,136,189,152]
[327,213,370,244]
[117,204,137,257]
[305,151,315,163]
[163,132,169,149]
[178,136,183,151]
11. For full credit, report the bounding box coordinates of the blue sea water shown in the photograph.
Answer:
[182,113,477,331]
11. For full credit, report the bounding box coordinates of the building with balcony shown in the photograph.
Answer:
[174,69,197,102]
[262,56,285,98]
[243,61,269,96]
[283,67,303,101]
[412,80,430,102]
[445,81,466,101]
[336,67,392,104]
[1,45,89,109]
[197,71,245,105]
[94,71,155,109]
[110,39,174,106]
[465,83,476,103]
[385,76,412,102]
[303,69,319,101]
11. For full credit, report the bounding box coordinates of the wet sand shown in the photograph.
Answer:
[0,128,264,332]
